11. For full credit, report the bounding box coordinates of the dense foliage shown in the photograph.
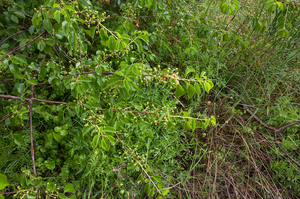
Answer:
[1,0,300,198]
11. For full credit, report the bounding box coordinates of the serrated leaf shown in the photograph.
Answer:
[175,84,185,98]
[187,84,196,99]
[64,184,75,193]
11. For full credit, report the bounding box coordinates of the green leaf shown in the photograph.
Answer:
[43,19,53,33]
[162,189,169,196]
[90,27,96,39]
[190,118,196,132]
[0,194,4,199]
[9,64,24,79]
[53,4,60,8]
[14,11,26,18]
[78,77,91,83]
[44,160,55,170]
[187,84,196,99]
[64,184,75,193]
[133,39,143,52]
[54,10,60,23]
[99,28,108,41]
[123,79,131,91]
[137,174,144,182]
[184,121,191,131]
[65,5,75,11]
[104,126,116,133]
[70,195,77,199]
[108,36,116,51]
[92,135,100,148]
[27,193,36,199]
[62,21,69,36]
[149,188,155,197]
[157,181,164,189]
[27,78,38,85]
[153,175,161,182]
[144,183,150,195]
[204,81,212,93]
[15,55,27,64]
[194,83,201,95]
[17,83,25,94]
[60,130,68,136]
[106,135,115,144]
[105,77,121,88]
[1,43,9,49]
[185,66,195,76]
[68,31,77,48]
[0,174,9,190]
[57,193,68,199]
[101,138,110,151]
[82,125,94,135]
[138,34,149,43]
[175,84,185,98]
[10,15,18,23]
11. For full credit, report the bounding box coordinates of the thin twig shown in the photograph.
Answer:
[0,30,45,61]
[0,94,66,105]
[0,112,13,123]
